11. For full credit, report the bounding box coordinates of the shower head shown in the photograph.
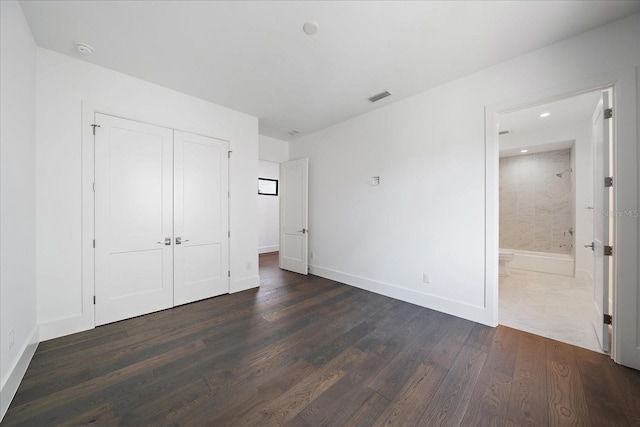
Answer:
[555,168,573,178]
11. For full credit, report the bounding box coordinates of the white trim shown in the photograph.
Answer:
[309,265,492,326]
[0,326,39,421]
[38,315,94,342]
[485,67,638,369]
[259,245,279,254]
[230,275,260,293]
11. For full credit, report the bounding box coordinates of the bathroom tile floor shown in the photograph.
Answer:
[499,268,603,353]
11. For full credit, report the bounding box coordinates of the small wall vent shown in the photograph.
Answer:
[368,91,391,103]
[288,130,300,136]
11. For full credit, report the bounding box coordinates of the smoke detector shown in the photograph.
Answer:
[303,22,319,35]
[75,42,94,55]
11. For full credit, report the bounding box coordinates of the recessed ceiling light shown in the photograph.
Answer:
[539,112,550,118]
[520,149,528,153]
[303,21,319,35]
[75,42,94,55]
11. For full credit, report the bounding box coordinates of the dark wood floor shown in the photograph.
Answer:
[3,252,640,426]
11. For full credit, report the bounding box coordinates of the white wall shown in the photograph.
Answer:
[36,48,259,340]
[259,134,289,163]
[258,161,280,253]
[0,1,39,419]
[290,14,639,329]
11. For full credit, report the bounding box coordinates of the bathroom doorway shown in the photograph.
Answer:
[497,88,612,353]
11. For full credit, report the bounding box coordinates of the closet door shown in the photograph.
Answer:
[173,131,229,305]
[94,114,174,326]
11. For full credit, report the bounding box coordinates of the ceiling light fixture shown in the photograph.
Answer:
[303,21,319,35]
[75,42,94,55]
[539,112,550,118]
[520,149,528,153]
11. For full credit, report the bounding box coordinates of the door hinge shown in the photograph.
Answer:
[604,177,613,187]
[604,108,613,119]
[228,270,231,277]
[93,239,95,248]
[93,296,96,305]
[228,191,230,198]
[228,231,230,238]
[92,182,96,192]
[91,124,101,135]
[604,245,613,256]
[604,313,612,325]
[228,151,232,158]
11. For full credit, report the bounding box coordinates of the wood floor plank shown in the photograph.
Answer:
[232,347,368,426]
[372,362,436,426]
[418,345,487,426]
[547,359,591,426]
[6,340,206,425]
[343,390,391,427]
[577,357,633,426]
[3,251,638,426]
[504,331,548,426]
[297,353,389,426]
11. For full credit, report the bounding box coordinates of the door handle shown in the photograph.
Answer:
[584,242,594,250]
[156,237,171,245]
[298,228,307,234]
[175,237,190,245]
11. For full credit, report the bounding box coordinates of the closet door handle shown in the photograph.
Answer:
[156,237,171,245]
[176,237,190,245]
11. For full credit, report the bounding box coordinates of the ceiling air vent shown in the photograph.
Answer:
[288,130,300,136]
[368,91,391,103]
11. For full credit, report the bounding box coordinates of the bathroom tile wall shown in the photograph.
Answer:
[499,149,573,254]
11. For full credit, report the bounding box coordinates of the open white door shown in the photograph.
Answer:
[591,92,612,353]
[173,131,229,305]
[279,158,308,275]
[95,114,174,325]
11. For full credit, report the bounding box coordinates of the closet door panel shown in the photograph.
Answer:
[174,131,229,305]
[94,113,174,326]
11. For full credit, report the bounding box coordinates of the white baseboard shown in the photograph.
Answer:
[230,275,260,293]
[259,245,279,254]
[309,265,492,326]
[1,326,39,421]
[38,314,94,342]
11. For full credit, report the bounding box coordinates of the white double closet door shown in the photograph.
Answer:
[94,114,229,326]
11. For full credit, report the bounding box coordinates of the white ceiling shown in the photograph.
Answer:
[498,89,603,157]
[19,1,640,141]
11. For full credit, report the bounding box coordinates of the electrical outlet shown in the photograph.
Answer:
[8,329,15,349]
[246,262,251,270]
[423,273,430,284]
[310,251,314,259]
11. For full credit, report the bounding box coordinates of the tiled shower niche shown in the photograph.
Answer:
[499,149,574,255]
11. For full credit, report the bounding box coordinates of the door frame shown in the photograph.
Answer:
[484,68,638,367]
[80,102,231,333]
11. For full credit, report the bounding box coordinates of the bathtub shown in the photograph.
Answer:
[502,249,574,277]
